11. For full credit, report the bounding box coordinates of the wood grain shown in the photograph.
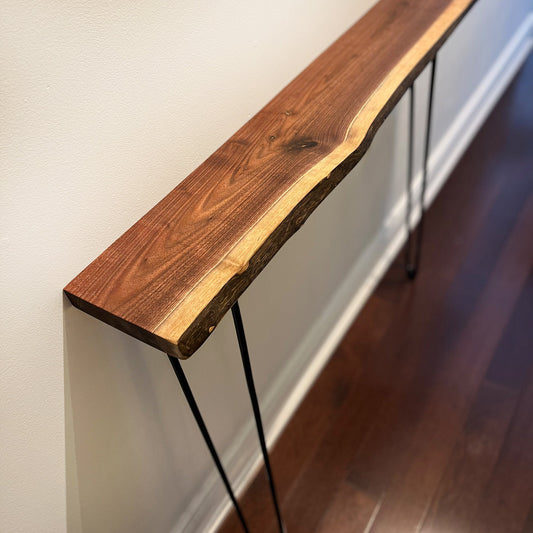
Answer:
[64,0,477,358]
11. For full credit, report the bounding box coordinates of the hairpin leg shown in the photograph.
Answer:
[168,355,250,533]
[405,82,417,278]
[231,302,286,533]
[405,55,437,279]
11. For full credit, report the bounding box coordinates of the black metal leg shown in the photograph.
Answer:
[405,55,437,280]
[231,302,286,533]
[168,355,250,533]
[405,82,416,279]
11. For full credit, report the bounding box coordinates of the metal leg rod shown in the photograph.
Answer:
[405,55,437,279]
[231,302,285,533]
[168,355,250,533]
[415,55,437,271]
[405,83,416,279]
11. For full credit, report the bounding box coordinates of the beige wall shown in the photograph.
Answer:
[1,1,531,531]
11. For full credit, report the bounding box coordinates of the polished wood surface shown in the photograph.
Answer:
[65,0,477,358]
[217,54,533,533]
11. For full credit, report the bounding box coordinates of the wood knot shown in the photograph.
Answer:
[285,137,318,153]
[295,215,306,227]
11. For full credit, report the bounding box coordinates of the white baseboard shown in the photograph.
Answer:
[176,13,533,533]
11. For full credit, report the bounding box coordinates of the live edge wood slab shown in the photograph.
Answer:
[65,0,477,359]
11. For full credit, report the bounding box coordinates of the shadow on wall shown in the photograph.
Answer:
[64,298,205,533]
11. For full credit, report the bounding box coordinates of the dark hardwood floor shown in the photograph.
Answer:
[218,53,533,533]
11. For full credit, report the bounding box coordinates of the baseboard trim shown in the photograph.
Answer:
[176,13,533,533]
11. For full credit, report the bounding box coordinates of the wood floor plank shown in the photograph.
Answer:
[485,262,533,392]
[270,295,411,533]
[420,382,518,533]
[271,278,431,531]
[367,193,533,533]
[469,357,533,533]
[313,481,380,533]
[521,504,533,533]
[347,133,533,501]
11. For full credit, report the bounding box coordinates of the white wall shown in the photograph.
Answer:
[1,1,531,532]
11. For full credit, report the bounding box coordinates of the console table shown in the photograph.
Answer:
[65,1,478,531]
